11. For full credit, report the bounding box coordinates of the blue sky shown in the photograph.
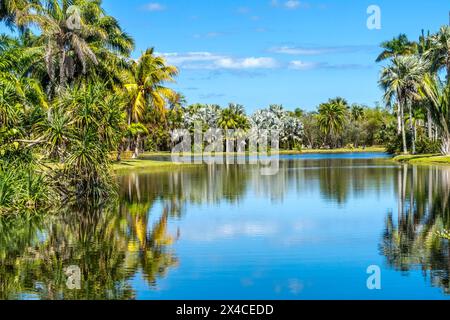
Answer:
[4,1,450,112]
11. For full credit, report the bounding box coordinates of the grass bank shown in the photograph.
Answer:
[393,154,450,165]
[112,147,386,173]
[112,159,202,173]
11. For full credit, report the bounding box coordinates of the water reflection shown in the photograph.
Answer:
[381,165,450,294]
[1,155,450,299]
[0,199,178,299]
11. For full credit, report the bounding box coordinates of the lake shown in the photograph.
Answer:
[1,152,449,300]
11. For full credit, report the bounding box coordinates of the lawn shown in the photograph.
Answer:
[112,159,201,173]
[393,154,450,165]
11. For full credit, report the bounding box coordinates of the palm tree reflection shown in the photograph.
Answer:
[381,165,450,293]
[0,176,180,299]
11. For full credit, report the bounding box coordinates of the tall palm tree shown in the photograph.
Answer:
[218,103,249,131]
[426,26,450,82]
[123,48,178,125]
[380,56,428,154]
[0,0,30,28]
[16,0,134,90]
[376,34,417,63]
[317,98,348,148]
[418,30,436,139]
[351,104,365,122]
[420,74,450,155]
[120,48,178,157]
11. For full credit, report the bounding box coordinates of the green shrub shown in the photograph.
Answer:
[416,136,441,154]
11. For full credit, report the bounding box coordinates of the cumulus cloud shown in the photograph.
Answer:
[159,52,278,70]
[216,57,278,69]
[143,2,165,11]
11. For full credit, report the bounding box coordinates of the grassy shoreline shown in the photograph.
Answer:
[393,154,450,165]
[112,159,202,173]
[112,147,386,172]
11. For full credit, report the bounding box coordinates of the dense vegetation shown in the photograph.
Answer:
[378,30,450,156]
[2,1,450,215]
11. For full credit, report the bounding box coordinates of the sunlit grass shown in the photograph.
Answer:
[112,159,201,173]
[393,154,450,165]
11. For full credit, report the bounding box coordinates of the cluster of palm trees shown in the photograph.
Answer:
[0,0,179,211]
[300,98,393,149]
[379,28,450,155]
[180,103,303,151]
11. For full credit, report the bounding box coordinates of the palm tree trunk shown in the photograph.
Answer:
[133,134,141,159]
[427,109,433,140]
[117,143,123,162]
[126,107,132,152]
[414,121,417,152]
[442,132,450,155]
[59,49,66,88]
[397,107,402,135]
[408,102,415,154]
[400,103,408,154]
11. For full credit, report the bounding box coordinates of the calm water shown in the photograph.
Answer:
[1,152,450,300]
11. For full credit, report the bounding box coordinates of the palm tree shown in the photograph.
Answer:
[426,26,450,82]
[376,34,417,63]
[317,98,348,148]
[417,30,436,139]
[123,48,178,125]
[0,0,29,28]
[218,103,248,130]
[351,104,365,122]
[420,74,450,155]
[120,48,178,157]
[16,0,134,90]
[380,56,428,154]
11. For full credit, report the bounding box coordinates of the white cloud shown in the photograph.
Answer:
[159,52,278,70]
[273,46,331,55]
[271,45,377,55]
[144,2,165,11]
[271,0,310,10]
[289,60,370,70]
[284,0,300,9]
[216,57,278,69]
[182,222,278,241]
[289,60,320,70]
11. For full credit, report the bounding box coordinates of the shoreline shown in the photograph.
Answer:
[392,154,450,166]
[112,147,386,173]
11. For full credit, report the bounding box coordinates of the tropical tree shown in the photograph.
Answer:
[420,74,450,155]
[218,103,249,130]
[351,104,365,122]
[16,0,134,91]
[119,48,178,157]
[317,98,348,148]
[376,34,417,62]
[250,105,302,150]
[184,103,221,131]
[123,48,178,125]
[426,26,450,81]
[54,82,126,202]
[380,56,428,154]
[0,0,30,27]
